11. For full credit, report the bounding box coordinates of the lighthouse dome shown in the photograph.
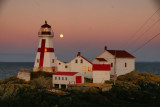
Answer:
[41,21,51,28]
[38,21,54,36]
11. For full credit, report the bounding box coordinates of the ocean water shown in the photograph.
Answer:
[0,62,160,80]
[135,62,160,76]
[0,62,33,80]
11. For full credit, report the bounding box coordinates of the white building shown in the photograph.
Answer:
[33,21,56,72]
[93,64,110,83]
[92,46,135,77]
[17,70,31,81]
[52,72,84,88]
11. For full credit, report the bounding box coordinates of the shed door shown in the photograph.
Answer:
[76,76,82,84]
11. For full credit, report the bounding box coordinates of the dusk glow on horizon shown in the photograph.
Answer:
[0,0,160,62]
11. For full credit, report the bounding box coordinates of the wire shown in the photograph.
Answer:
[126,17,160,49]
[124,7,160,49]
[132,32,160,53]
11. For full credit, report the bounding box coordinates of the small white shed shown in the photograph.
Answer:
[17,70,31,81]
[93,64,110,83]
[52,72,84,89]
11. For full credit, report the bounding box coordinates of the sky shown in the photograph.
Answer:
[0,0,160,62]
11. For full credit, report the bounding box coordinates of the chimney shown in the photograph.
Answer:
[77,52,81,56]
[104,46,107,50]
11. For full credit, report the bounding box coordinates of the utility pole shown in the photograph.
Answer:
[113,50,116,85]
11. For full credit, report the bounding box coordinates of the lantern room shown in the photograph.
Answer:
[38,21,54,36]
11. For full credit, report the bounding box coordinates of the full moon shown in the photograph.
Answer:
[60,34,64,38]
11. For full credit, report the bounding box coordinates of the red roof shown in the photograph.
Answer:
[107,50,135,58]
[80,56,93,65]
[93,64,110,71]
[96,58,107,61]
[53,72,78,76]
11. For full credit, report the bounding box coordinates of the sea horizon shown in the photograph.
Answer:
[0,62,160,80]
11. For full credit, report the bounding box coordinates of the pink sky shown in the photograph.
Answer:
[0,0,160,62]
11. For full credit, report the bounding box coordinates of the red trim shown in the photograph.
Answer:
[93,64,110,71]
[96,58,107,61]
[53,72,78,76]
[41,32,51,35]
[80,56,93,65]
[37,48,54,52]
[39,39,46,67]
[37,39,54,67]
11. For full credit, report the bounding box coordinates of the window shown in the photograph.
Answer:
[65,65,68,68]
[81,59,83,63]
[59,77,60,80]
[55,77,57,80]
[44,28,48,32]
[52,59,54,63]
[125,63,127,68]
[75,59,78,63]
[37,59,39,63]
[88,67,91,71]
[111,63,113,67]
[66,77,67,80]
[62,77,64,80]
[82,66,85,71]
[88,67,92,71]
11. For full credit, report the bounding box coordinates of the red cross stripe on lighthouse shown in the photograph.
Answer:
[37,39,54,67]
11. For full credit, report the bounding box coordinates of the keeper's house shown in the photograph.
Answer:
[93,64,111,83]
[52,72,84,89]
[93,46,135,76]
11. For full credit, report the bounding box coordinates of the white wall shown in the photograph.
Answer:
[52,73,84,85]
[93,71,110,83]
[56,59,71,72]
[115,58,135,76]
[34,53,40,67]
[33,36,56,69]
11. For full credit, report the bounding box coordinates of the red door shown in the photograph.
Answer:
[76,76,82,84]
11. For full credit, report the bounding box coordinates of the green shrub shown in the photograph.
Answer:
[30,76,52,89]
[31,71,53,79]
[84,77,93,83]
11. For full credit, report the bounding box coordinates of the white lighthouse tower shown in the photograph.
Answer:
[33,21,56,72]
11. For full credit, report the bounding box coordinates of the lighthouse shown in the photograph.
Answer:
[33,21,56,72]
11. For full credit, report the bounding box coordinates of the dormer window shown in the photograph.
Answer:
[75,59,78,63]
[81,59,83,63]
